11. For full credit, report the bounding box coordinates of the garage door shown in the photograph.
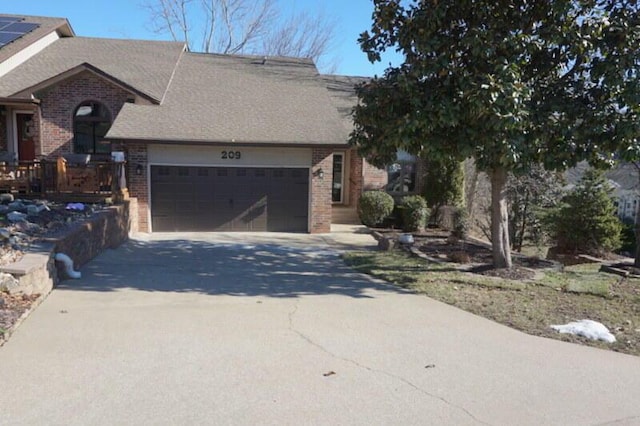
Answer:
[150,166,309,232]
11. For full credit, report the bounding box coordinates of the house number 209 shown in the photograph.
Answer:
[221,151,241,159]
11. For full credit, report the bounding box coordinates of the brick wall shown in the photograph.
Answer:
[124,142,149,232]
[311,148,333,233]
[348,149,363,208]
[0,111,7,152]
[38,71,131,157]
[363,159,387,191]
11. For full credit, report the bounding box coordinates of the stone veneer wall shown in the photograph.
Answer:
[37,71,131,157]
[52,201,133,267]
[311,148,333,233]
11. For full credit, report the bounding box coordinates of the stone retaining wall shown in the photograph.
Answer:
[0,200,134,294]
[51,201,133,268]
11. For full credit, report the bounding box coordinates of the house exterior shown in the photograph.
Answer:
[0,14,388,233]
[565,162,640,224]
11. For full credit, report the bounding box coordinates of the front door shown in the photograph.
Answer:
[16,113,35,161]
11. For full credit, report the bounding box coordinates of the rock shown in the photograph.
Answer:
[0,228,10,240]
[26,205,40,216]
[378,237,395,251]
[7,201,24,211]
[0,205,9,215]
[7,211,27,222]
[0,295,5,308]
[0,193,13,203]
[0,272,20,295]
[398,233,414,244]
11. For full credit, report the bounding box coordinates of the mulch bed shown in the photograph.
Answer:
[0,292,40,341]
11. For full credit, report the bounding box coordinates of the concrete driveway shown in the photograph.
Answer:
[1,230,639,426]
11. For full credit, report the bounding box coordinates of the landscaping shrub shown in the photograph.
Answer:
[452,206,469,239]
[544,168,622,255]
[358,191,394,227]
[619,218,636,256]
[400,195,429,232]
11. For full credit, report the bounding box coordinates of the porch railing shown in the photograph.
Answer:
[0,160,125,198]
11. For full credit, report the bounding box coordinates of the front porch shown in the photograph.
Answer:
[0,157,126,201]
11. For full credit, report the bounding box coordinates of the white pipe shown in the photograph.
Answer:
[54,253,81,279]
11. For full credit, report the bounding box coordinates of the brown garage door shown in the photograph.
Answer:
[150,166,309,232]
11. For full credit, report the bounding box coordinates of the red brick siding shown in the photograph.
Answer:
[363,159,387,191]
[0,112,7,152]
[38,71,131,157]
[348,149,363,207]
[311,148,333,233]
[124,142,150,232]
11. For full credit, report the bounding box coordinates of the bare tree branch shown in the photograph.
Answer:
[143,0,338,70]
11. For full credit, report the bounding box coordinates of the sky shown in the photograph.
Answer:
[2,0,403,76]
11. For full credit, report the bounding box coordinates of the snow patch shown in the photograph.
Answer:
[550,320,616,343]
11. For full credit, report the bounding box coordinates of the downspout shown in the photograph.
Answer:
[54,253,81,279]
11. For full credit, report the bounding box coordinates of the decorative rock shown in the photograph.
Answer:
[7,211,27,222]
[0,228,10,240]
[26,205,40,216]
[0,205,9,214]
[0,272,20,295]
[398,234,414,244]
[378,237,395,251]
[0,193,14,203]
[7,201,24,212]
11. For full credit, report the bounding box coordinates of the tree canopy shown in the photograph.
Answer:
[351,0,640,268]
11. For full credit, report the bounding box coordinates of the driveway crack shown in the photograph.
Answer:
[592,415,640,425]
[287,301,492,426]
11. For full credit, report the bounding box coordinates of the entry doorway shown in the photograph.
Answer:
[15,113,35,161]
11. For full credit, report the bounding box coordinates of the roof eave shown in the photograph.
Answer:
[104,135,349,148]
[11,62,160,104]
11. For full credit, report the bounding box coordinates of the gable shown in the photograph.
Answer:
[0,37,185,102]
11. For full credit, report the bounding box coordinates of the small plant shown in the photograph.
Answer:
[401,195,429,232]
[358,191,394,227]
[452,206,469,239]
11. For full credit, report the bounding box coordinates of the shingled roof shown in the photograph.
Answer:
[107,53,349,146]
[0,15,73,65]
[321,74,369,137]
[0,37,185,102]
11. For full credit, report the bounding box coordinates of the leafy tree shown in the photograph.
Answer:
[144,0,337,70]
[351,0,640,268]
[506,165,564,252]
[545,168,622,255]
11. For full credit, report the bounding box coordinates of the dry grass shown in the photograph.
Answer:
[344,250,640,356]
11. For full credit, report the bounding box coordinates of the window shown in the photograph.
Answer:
[332,153,344,203]
[73,101,111,154]
[385,151,417,195]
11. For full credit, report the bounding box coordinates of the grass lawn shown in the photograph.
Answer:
[344,250,640,356]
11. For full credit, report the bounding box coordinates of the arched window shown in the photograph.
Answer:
[73,101,111,154]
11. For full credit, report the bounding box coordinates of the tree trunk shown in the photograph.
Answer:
[490,167,512,268]
[635,171,640,267]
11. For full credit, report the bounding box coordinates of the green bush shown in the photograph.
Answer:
[452,206,469,239]
[544,168,622,255]
[358,191,394,227]
[422,157,464,209]
[400,195,429,232]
